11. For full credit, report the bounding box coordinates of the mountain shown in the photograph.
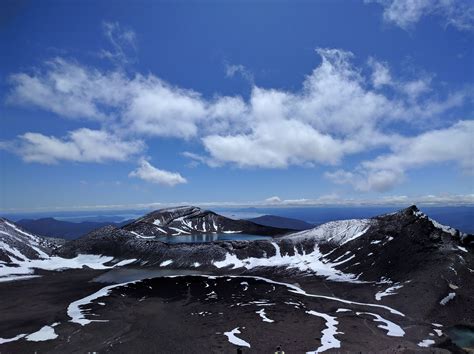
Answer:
[122,206,292,236]
[59,205,472,276]
[1,206,473,353]
[246,215,314,230]
[16,218,132,240]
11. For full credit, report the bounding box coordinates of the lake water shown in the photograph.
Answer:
[155,233,272,244]
[446,325,474,349]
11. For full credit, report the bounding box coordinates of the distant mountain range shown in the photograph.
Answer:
[16,218,132,240]
[246,215,315,230]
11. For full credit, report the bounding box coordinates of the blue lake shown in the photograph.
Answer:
[155,233,272,244]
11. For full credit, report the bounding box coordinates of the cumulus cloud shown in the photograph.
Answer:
[367,0,474,31]
[2,128,144,164]
[326,120,474,191]
[129,159,187,186]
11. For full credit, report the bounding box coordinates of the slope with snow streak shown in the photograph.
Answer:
[214,242,364,283]
[287,219,372,246]
[0,218,137,282]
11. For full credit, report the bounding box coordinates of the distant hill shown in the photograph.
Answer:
[16,218,132,240]
[246,215,314,230]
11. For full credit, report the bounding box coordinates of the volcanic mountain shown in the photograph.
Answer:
[121,206,292,236]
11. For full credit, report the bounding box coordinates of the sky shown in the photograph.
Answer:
[0,0,473,212]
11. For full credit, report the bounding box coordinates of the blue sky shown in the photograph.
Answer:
[0,0,473,212]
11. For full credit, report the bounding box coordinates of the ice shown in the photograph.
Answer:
[223,327,250,348]
[160,260,173,267]
[193,262,201,267]
[256,309,274,323]
[457,246,468,253]
[306,310,340,353]
[0,333,27,344]
[25,325,58,342]
[355,312,405,337]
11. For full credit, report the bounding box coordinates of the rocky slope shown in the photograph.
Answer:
[0,217,61,264]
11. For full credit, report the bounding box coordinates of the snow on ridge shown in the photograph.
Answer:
[214,242,364,283]
[287,219,372,246]
[68,281,135,325]
[0,254,137,282]
[375,284,403,301]
[411,209,466,239]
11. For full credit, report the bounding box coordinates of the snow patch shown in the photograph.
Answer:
[223,327,250,348]
[375,284,403,301]
[159,260,173,267]
[0,333,27,344]
[306,310,340,353]
[25,325,58,342]
[256,309,274,323]
[440,292,456,305]
[356,312,405,337]
[417,339,435,347]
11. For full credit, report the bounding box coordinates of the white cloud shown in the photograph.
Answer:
[225,63,254,83]
[326,120,474,191]
[367,0,474,31]
[129,159,187,186]
[6,128,143,164]
[264,196,282,204]
[100,21,137,65]
[5,43,472,191]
